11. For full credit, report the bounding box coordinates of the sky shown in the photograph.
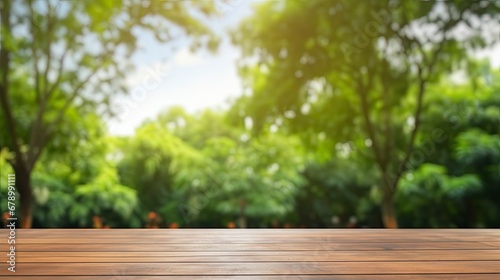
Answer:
[107,0,500,136]
[107,0,256,136]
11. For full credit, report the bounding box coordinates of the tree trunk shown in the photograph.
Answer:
[238,199,247,228]
[381,188,398,228]
[15,165,33,228]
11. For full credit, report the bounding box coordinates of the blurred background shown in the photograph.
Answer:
[0,0,499,229]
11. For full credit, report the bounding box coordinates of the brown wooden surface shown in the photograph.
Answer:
[1,229,499,279]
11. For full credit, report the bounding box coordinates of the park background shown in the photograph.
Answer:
[0,0,499,229]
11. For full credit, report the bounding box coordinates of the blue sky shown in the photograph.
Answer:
[107,0,500,136]
[107,0,256,135]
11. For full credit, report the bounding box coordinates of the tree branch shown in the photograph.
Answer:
[27,71,97,169]
[41,0,54,98]
[381,59,392,171]
[45,46,70,99]
[27,0,41,103]
[28,44,71,155]
[387,3,469,192]
[0,0,27,170]
[356,73,386,173]
[391,42,445,192]
[27,3,60,169]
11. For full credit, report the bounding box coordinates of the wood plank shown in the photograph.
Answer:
[14,249,500,262]
[2,229,499,278]
[13,237,472,244]
[1,261,500,276]
[9,229,500,242]
[1,275,500,280]
[3,241,498,252]
[10,237,500,244]
[480,242,500,247]
[9,229,500,236]
[11,228,500,232]
[11,228,500,235]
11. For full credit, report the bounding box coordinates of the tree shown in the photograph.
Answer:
[155,106,239,149]
[1,107,139,228]
[118,107,306,228]
[231,0,500,227]
[36,125,140,228]
[0,0,218,227]
[203,131,305,228]
[117,120,210,225]
[294,152,380,227]
[397,67,500,227]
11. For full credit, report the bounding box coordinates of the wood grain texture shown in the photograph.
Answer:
[5,241,499,252]
[15,249,500,262]
[2,261,500,275]
[1,229,499,278]
[1,276,500,280]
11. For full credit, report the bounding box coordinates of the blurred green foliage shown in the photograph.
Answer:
[1,71,498,228]
[1,0,499,228]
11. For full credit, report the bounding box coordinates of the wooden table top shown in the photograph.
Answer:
[1,229,500,279]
